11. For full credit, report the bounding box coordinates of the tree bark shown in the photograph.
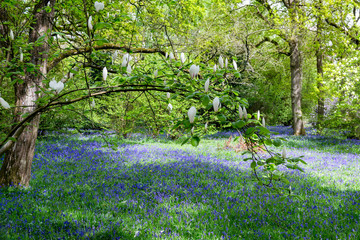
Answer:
[316,49,325,126]
[289,38,306,136]
[0,0,55,187]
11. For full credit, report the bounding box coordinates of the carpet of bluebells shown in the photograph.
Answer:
[0,126,360,239]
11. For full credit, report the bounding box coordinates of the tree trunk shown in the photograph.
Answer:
[316,49,325,126]
[316,6,325,128]
[289,38,306,136]
[0,0,54,187]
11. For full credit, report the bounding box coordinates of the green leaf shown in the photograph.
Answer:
[94,38,109,45]
[181,137,191,146]
[281,178,290,184]
[190,136,200,147]
[273,139,282,147]
[279,196,287,201]
[250,161,256,169]
[257,126,270,135]
[217,114,227,123]
[234,72,241,78]
[94,22,112,30]
[232,120,246,129]
[245,127,256,136]
[201,95,210,106]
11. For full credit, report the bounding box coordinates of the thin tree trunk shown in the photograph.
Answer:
[0,0,54,187]
[316,4,325,128]
[316,49,325,126]
[289,38,306,136]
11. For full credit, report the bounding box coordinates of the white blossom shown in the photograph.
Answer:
[169,52,175,61]
[90,99,96,108]
[122,53,132,67]
[9,30,14,41]
[189,64,200,79]
[19,47,23,62]
[88,16,93,30]
[154,69,158,78]
[239,105,243,119]
[167,103,173,112]
[225,58,228,69]
[0,97,10,109]
[219,56,224,68]
[188,106,196,123]
[180,52,185,64]
[257,110,260,121]
[103,67,108,81]
[126,64,132,74]
[213,64,217,73]
[243,106,247,119]
[282,147,286,158]
[233,60,237,70]
[49,79,64,94]
[262,117,266,127]
[204,78,210,93]
[94,1,104,12]
[112,51,118,64]
[213,97,220,112]
[167,92,170,99]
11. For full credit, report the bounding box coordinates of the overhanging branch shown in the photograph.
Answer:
[0,84,184,156]
[48,44,166,71]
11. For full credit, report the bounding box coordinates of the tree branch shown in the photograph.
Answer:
[48,44,166,72]
[0,84,185,156]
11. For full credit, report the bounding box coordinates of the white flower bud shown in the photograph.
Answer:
[204,78,210,93]
[88,16,93,30]
[91,99,95,108]
[188,106,196,123]
[191,126,194,135]
[239,105,243,119]
[205,122,208,131]
[0,97,10,109]
[257,110,260,121]
[219,56,224,68]
[165,52,168,58]
[19,47,23,62]
[169,52,175,61]
[167,92,170,99]
[233,60,237,70]
[154,69,158,78]
[225,58,228,69]
[243,106,247,119]
[213,97,220,112]
[180,52,185,64]
[9,30,14,41]
[262,117,266,127]
[103,67,108,81]
[167,103,172,112]
[126,64,132,74]
[122,53,132,67]
[213,64,217,73]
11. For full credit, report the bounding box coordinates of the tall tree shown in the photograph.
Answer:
[0,0,56,186]
[243,0,307,135]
